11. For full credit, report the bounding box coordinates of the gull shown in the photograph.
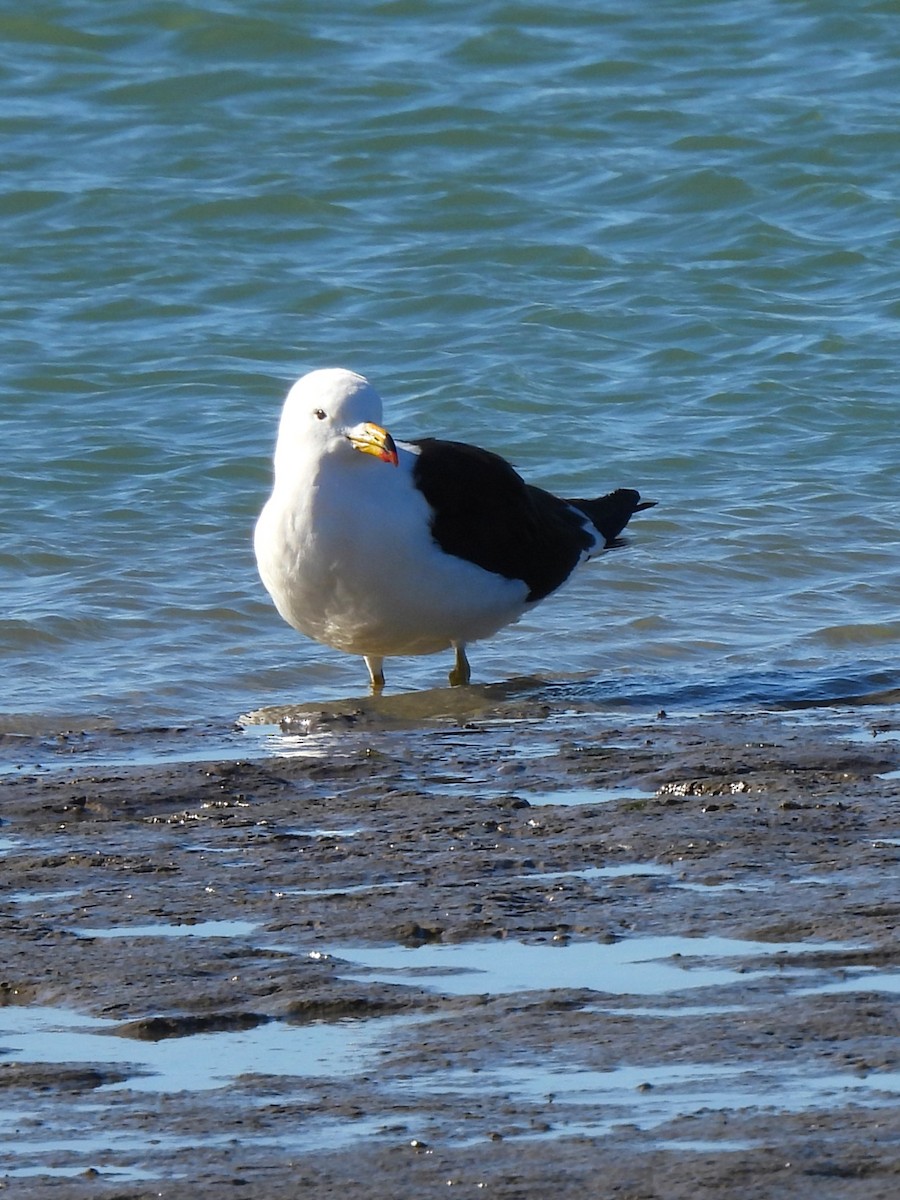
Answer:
[255,369,654,690]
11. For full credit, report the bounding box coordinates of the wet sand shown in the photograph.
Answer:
[2,687,900,1197]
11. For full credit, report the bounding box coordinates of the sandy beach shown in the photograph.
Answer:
[2,688,900,1197]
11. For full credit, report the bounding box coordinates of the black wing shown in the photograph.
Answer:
[410,439,649,602]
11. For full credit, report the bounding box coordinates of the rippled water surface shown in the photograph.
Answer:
[4,0,899,726]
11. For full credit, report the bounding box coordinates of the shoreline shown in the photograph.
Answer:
[2,699,900,1196]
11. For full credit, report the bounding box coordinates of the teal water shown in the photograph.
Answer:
[4,0,899,727]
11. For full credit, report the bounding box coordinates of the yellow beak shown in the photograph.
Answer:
[347,422,399,467]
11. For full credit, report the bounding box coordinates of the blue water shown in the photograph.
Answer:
[4,0,899,729]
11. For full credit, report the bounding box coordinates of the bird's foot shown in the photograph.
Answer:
[448,645,471,687]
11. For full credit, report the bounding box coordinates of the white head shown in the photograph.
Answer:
[272,368,398,480]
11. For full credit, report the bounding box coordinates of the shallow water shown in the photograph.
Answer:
[802,971,900,997]
[0,1005,403,1094]
[3,0,899,731]
[524,862,673,883]
[3,995,897,1178]
[335,934,853,997]
[72,918,258,939]
[516,785,657,806]
[415,1060,900,1130]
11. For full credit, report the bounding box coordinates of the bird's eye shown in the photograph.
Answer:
[314,408,327,421]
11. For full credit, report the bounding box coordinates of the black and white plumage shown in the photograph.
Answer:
[254,369,654,690]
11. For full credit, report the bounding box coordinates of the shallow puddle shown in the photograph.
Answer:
[520,863,672,884]
[72,919,259,940]
[257,729,353,761]
[10,887,84,905]
[0,1005,408,1093]
[673,879,774,893]
[1,1106,393,1180]
[334,934,851,997]
[513,785,657,807]
[3,1168,154,1183]
[423,779,655,808]
[275,881,413,899]
[597,1002,750,1017]
[282,825,367,839]
[410,1058,900,1142]
[800,970,900,996]
[654,1139,755,1153]
[1,974,894,1177]
[0,727,259,777]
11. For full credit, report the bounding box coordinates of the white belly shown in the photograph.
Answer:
[254,470,529,657]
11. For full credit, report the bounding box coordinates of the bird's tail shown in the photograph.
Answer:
[567,488,657,548]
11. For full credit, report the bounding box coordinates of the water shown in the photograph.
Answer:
[0,1004,408,1093]
[71,918,258,938]
[4,0,900,729]
[335,933,853,996]
[3,1002,896,1176]
[412,1061,900,1134]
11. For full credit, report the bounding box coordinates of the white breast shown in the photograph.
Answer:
[254,448,529,658]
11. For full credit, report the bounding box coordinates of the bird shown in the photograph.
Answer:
[254,368,654,691]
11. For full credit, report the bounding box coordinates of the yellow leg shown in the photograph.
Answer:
[364,655,385,692]
[448,643,471,687]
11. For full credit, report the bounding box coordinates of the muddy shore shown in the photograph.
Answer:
[2,687,900,1198]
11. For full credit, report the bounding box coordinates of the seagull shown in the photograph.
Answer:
[255,369,654,691]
